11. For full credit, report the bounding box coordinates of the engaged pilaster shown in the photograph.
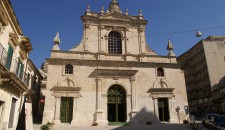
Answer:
[130,76,137,117]
[54,97,61,124]
[71,98,79,125]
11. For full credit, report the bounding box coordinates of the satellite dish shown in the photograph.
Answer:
[196,31,202,37]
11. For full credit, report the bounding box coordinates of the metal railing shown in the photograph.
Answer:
[0,43,8,67]
[0,43,29,87]
[12,59,29,86]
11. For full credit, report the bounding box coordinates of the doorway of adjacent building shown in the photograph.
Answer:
[8,98,17,128]
[107,85,126,123]
[60,97,73,123]
[158,98,170,122]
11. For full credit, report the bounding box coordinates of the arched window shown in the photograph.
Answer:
[108,31,122,54]
[65,64,73,74]
[157,67,164,76]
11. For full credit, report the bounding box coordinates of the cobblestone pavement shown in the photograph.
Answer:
[34,123,207,130]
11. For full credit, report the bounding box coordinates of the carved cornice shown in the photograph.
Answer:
[2,0,22,35]
[47,58,180,69]
[0,72,28,96]
[50,86,81,92]
[0,4,8,26]
[148,88,175,99]
[19,36,33,53]
[51,87,82,98]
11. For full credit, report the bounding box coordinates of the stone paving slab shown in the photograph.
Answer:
[34,123,207,130]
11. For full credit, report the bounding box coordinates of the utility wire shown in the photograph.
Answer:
[84,25,225,43]
[148,25,225,37]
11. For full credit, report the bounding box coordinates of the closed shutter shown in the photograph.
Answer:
[6,45,13,70]
[19,61,24,79]
[16,59,24,79]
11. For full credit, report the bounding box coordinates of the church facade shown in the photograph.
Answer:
[42,0,188,126]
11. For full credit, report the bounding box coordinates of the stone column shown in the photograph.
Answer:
[130,76,137,117]
[71,98,78,125]
[54,97,61,124]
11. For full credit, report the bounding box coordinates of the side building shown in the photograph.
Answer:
[177,36,225,114]
[0,0,41,130]
[42,0,188,126]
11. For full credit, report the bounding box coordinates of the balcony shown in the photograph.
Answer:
[213,97,225,103]
[0,43,29,94]
[0,43,7,71]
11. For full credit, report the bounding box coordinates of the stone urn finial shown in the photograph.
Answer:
[125,8,128,15]
[167,39,175,56]
[101,6,104,15]
[52,32,60,50]
[87,5,91,12]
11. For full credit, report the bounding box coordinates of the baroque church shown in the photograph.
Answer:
[42,0,188,126]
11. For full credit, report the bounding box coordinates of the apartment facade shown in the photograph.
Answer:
[177,36,225,114]
[0,0,40,130]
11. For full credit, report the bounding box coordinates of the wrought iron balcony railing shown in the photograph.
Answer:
[0,43,29,87]
[0,43,7,67]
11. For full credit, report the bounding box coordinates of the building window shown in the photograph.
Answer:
[15,58,24,79]
[6,44,14,70]
[108,31,122,54]
[65,64,73,74]
[157,67,164,76]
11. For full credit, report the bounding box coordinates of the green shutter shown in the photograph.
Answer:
[15,59,24,79]
[6,45,13,70]
[19,61,24,79]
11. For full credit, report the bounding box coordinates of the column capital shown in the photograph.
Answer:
[130,76,136,81]
[98,25,105,30]
[96,76,103,80]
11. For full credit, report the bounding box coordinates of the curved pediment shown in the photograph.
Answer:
[99,12,132,21]
[147,78,174,99]
[153,78,171,88]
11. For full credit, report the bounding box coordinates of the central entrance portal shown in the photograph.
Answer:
[60,97,73,123]
[107,85,126,123]
[158,98,170,122]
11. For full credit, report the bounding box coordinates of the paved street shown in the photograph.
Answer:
[34,123,207,130]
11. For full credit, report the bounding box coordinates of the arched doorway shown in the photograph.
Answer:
[107,85,126,123]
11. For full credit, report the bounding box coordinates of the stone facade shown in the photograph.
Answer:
[0,0,41,130]
[177,36,225,114]
[42,0,188,126]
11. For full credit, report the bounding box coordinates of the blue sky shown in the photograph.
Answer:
[11,0,225,68]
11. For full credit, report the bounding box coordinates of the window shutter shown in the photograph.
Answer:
[6,45,13,70]
[19,61,24,79]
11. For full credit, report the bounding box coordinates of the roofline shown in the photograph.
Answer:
[27,59,43,79]
[3,0,23,35]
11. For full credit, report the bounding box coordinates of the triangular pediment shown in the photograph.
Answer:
[99,12,132,21]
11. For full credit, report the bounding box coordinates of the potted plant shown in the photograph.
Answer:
[40,122,54,130]
[40,124,49,130]
[47,122,54,130]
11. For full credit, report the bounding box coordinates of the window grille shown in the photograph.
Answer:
[157,68,164,76]
[65,64,73,74]
[108,31,122,54]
